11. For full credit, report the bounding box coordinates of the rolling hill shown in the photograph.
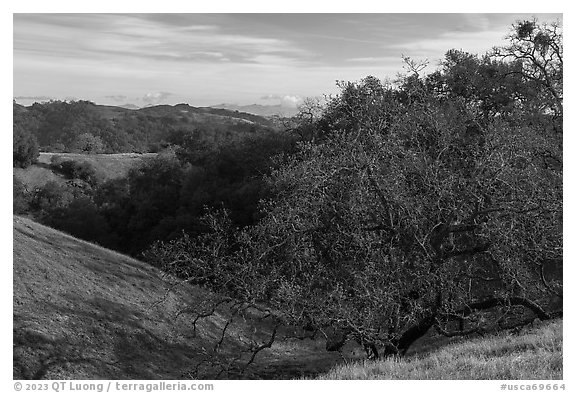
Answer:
[13,215,563,380]
[14,100,281,156]
[16,100,275,128]
[14,152,154,191]
[12,216,346,379]
[211,103,300,118]
[137,103,276,127]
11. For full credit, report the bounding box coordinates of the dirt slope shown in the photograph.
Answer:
[13,216,342,380]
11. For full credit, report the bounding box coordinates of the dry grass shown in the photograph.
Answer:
[15,153,154,190]
[14,215,561,380]
[14,165,63,189]
[13,216,343,379]
[38,152,155,179]
[316,319,562,380]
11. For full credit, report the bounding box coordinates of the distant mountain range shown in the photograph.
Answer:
[118,103,140,110]
[15,99,299,119]
[210,103,300,118]
[14,100,285,154]
[16,101,278,127]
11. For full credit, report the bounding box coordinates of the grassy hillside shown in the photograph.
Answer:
[316,319,563,380]
[12,215,563,380]
[13,216,344,379]
[37,152,155,179]
[13,164,63,190]
[14,152,153,190]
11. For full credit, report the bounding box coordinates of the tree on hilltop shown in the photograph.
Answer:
[493,18,563,116]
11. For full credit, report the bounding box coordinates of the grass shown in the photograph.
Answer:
[38,152,156,178]
[13,215,562,380]
[13,216,344,379]
[14,152,155,190]
[316,319,562,380]
[14,164,63,189]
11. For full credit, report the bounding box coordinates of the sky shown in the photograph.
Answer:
[4,7,575,386]
[13,13,562,108]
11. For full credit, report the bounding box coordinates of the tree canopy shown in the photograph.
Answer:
[13,124,39,168]
[145,18,562,360]
[15,18,562,369]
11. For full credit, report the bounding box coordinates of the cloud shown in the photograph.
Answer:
[13,14,312,68]
[14,95,52,101]
[346,56,400,63]
[281,95,304,108]
[15,14,561,108]
[261,94,283,100]
[261,94,303,108]
[140,92,173,105]
[388,29,508,60]
[105,95,127,102]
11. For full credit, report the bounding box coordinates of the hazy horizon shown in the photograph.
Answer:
[14,13,562,109]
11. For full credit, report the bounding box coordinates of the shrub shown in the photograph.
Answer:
[72,133,104,154]
[13,124,39,168]
[50,154,65,166]
[13,176,31,214]
[52,160,101,187]
[47,142,66,153]
[31,181,74,213]
[44,197,111,244]
[71,133,105,154]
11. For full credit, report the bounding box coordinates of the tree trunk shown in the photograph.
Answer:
[395,313,437,355]
[364,343,379,360]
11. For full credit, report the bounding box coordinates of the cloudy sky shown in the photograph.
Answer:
[13,13,562,108]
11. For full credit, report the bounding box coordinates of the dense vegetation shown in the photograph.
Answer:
[13,105,40,168]
[145,19,563,360]
[13,100,276,154]
[13,18,562,372]
[15,128,297,255]
[13,89,290,254]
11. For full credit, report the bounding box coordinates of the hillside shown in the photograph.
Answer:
[14,101,279,155]
[13,216,345,379]
[317,319,563,380]
[16,100,275,127]
[13,163,63,190]
[14,153,154,190]
[12,216,564,380]
[36,152,156,180]
[136,103,275,127]
[211,103,300,118]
